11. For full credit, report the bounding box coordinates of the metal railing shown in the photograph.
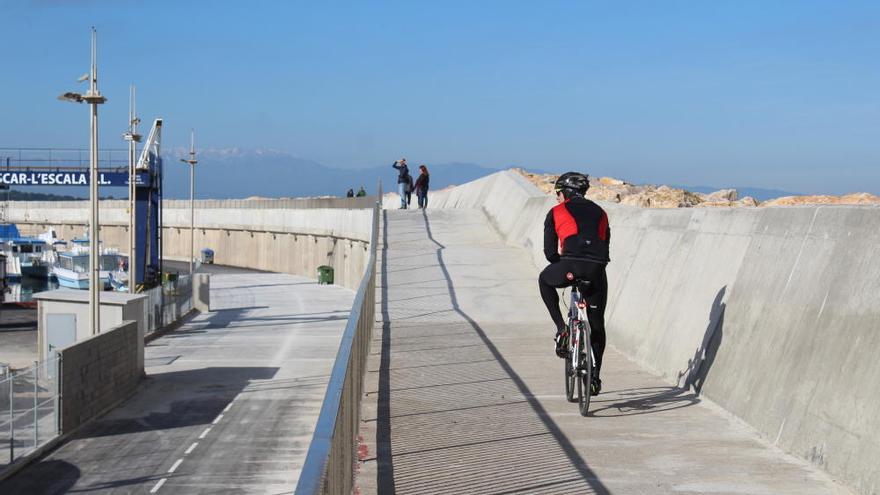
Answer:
[143,274,194,336]
[0,147,129,170]
[0,356,61,467]
[295,184,381,495]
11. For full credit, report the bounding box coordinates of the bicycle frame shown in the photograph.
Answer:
[568,287,593,377]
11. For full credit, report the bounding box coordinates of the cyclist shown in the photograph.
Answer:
[538,172,610,395]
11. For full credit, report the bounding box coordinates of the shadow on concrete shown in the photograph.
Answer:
[69,366,278,439]
[207,305,271,312]
[0,459,81,494]
[186,306,349,333]
[589,386,701,417]
[213,282,315,291]
[376,210,396,493]
[678,286,726,395]
[370,209,610,494]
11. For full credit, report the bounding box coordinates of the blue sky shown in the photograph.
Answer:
[0,1,878,194]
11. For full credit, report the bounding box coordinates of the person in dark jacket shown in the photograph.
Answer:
[415,165,430,209]
[539,172,610,395]
[392,158,410,209]
[346,188,354,198]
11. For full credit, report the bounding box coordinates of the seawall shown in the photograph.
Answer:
[398,171,880,495]
[7,198,374,290]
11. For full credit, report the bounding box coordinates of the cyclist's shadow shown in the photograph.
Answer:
[679,286,727,395]
[588,385,701,417]
[589,286,727,417]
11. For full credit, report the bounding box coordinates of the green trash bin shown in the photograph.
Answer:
[317,265,334,285]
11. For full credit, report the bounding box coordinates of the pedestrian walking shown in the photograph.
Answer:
[392,158,410,209]
[415,164,430,209]
[356,186,367,197]
[346,188,354,198]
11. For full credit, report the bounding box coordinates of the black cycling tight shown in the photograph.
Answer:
[538,259,608,372]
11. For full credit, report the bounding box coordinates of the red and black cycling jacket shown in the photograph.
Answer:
[543,196,610,264]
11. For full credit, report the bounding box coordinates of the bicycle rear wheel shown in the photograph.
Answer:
[577,324,593,416]
[564,355,576,402]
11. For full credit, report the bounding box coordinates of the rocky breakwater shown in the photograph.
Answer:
[511,168,880,208]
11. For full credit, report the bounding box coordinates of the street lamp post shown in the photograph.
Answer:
[123,86,141,293]
[180,130,198,275]
[59,27,107,335]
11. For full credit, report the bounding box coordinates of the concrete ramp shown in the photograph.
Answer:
[359,208,851,494]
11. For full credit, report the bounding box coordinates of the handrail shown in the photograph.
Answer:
[295,180,381,494]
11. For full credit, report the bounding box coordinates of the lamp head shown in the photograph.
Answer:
[58,92,84,103]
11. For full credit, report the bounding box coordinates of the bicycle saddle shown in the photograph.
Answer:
[565,272,592,293]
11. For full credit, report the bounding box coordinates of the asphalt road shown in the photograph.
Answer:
[0,261,254,370]
[0,305,38,369]
[0,271,355,494]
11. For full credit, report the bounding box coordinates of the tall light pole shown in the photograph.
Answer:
[59,27,107,335]
[180,130,198,275]
[123,86,141,293]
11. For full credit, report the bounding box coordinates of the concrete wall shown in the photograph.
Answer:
[412,171,880,495]
[57,320,141,433]
[6,199,374,290]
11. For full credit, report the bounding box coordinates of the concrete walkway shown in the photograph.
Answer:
[0,272,354,494]
[358,209,852,494]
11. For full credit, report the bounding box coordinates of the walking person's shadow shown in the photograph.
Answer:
[679,286,726,395]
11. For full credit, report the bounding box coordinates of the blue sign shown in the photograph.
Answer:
[0,170,150,187]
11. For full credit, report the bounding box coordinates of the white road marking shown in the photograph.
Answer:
[185,442,199,455]
[223,403,232,413]
[168,458,183,473]
[198,427,212,439]
[150,478,167,493]
[212,414,224,425]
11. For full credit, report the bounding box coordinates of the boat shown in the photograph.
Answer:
[0,224,51,279]
[51,238,127,290]
[37,227,68,267]
[107,254,130,291]
[53,251,96,289]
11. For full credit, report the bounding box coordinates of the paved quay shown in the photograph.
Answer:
[0,271,354,494]
[358,208,853,494]
[0,305,39,370]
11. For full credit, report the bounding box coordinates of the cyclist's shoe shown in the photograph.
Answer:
[554,326,569,358]
[590,375,602,396]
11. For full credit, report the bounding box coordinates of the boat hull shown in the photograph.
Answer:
[21,264,50,279]
[53,268,109,290]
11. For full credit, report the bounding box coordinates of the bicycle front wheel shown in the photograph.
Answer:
[577,324,593,416]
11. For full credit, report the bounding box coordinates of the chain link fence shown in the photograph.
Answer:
[0,355,61,468]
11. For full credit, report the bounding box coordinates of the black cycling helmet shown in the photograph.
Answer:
[554,172,590,197]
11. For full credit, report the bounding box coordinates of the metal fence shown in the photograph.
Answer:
[0,147,129,170]
[0,356,61,467]
[295,189,380,495]
[143,274,194,336]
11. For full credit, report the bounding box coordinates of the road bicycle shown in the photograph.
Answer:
[562,272,594,417]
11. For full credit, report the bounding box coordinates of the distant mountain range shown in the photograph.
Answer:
[3,148,802,201]
[160,149,508,199]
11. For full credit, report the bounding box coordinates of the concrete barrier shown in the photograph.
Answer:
[7,199,374,291]
[57,320,141,433]
[416,170,880,495]
[193,273,210,312]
